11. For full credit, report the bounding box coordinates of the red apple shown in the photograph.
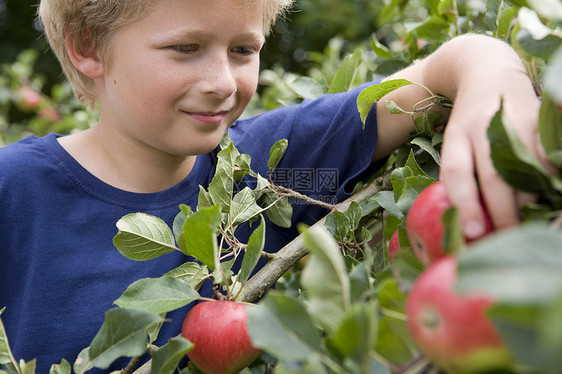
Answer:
[388,229,401,261]
[406,181,493,266]
[38,107,61,122]
[406,256,512,373]
[17,86,41,109]
[181,300,261,374]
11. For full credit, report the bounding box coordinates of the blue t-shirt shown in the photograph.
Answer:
[0,84,378,373]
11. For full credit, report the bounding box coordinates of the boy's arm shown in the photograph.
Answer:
[373,33,542,238]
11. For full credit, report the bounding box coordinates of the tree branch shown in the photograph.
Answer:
[131,171,392,374]
[241,171,391,302]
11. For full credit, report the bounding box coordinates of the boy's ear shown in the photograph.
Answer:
[65,33,104,79]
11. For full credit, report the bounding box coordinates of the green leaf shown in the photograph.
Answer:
[208,142,239,212]
[301,225,351,333]
[384,100,408,114]
[437,0,454,15]
[328,50,362,94]
[234,153,252,181]
[113,276,200,314]
[73,348,91,374]
[349,263,372,301]
[151,337,194,374]
[390,246,425,292]
[180,205,221,270]
[172,205,192,243]
[404,148,431,177]
[0,308,18,373]
[487,304,561,371]
[286,76,326,100]
[487,105,556,194]
[543,46,562,107]
[89,308,165,369]
[345,201,362,232]
[369,190,403,220]
[197,186,214,210]
[497,6,518,39]
[18,360,35,374]
[394,174,435,214]
[411,137,441,165]
[370,37,394,59]
[540,294,562,351]
[113,213,177,261]
[252,173,271,199]
[262,193,293,228]
[456,225,562,304]
[357,79,413,125]
[375,279,415,365]
[326,302,378,366]
[324,210,350,242]
[238,215,266,283]
[49,359,71,374]
[539,93,562,167]
[528,0,562,20]
[516,8,562,59]
[164,262,209,291]
[230,187,263,227]
[410,16,451,41]
[247,292,324,361]
[267,139,288,173]
[441,207,463,256]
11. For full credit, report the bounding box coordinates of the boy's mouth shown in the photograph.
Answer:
[182,111,228,125]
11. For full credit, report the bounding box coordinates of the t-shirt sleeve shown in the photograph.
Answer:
[229,82,380,205]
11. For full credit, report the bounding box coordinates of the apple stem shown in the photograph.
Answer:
[212,284,227,300]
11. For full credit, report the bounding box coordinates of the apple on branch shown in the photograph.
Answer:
[406,181,493,266]
[181,300,262,374]
[406,256,512,373]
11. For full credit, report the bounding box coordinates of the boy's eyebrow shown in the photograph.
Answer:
[153,28,265,45]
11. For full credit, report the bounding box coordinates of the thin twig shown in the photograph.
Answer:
[271,185,337,210]
[241,171,391,302]
[122,355,143,374]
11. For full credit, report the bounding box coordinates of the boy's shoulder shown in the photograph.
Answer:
[1,134,48,157]
[0,134,57,181]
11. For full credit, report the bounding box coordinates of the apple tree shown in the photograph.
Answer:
[1,0,562,373]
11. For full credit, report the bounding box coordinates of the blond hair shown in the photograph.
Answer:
[38,0,293,108]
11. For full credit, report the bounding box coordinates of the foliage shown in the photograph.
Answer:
[1,0,562,373]
[0,49,97,146]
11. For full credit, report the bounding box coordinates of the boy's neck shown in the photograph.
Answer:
[57,127,197,193]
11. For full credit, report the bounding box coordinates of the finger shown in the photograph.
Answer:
[472,139,519,230]
[516,190,537,209]
[439,128,487,239]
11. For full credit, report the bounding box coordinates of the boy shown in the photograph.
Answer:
[0,0,541,372]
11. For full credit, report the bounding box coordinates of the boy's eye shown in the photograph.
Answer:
[173,44,199,54]
[232,46,258,55]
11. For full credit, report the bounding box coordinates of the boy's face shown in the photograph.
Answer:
[96,0,265,157]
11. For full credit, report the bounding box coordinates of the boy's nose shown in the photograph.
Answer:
[199,54,238,99]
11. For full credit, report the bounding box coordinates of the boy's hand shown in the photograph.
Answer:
[433,35,544,238]
[376,34,545,239]
[439,74,541,238]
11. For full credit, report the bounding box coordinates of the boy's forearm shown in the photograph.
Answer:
[418,34,534,111]
[373,33,535,161]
